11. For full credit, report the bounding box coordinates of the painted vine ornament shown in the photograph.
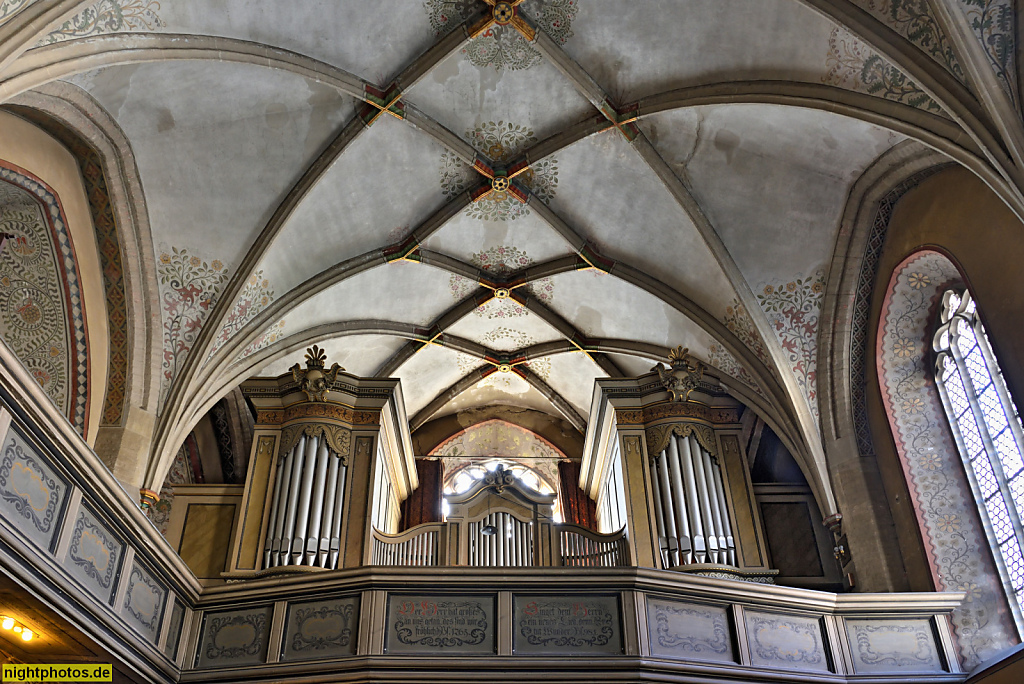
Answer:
[290,345,344,402]
[654,346,706,402]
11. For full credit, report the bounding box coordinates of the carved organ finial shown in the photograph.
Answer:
[654,345,706,402]
[290,345,344,402]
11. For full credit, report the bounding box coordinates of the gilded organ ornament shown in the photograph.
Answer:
[290,345,344,402]
[654,346,706,402]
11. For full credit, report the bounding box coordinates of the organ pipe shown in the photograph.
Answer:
[263,432,350,571]
[652,430,736,568]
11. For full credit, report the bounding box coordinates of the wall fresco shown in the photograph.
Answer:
[876,250,1016,668]
[39,0,164,45]
[0,166,89,433]
[209,270,276,358]
[756,270,826,420]
[424,0,579,71]
[440,122,558,222]
[157,247,229,402]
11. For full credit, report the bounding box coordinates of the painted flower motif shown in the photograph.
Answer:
[921,453,942,471]
[893,338,917,358]
[902,397,925,414]
[210,260,223,270]
[937,514,961,533]
[159,253,171,264]
[189,256,201,267]
[958,581,982,602]
[908,272,931,290]
[763,285,774,295]
[811,281,824,293]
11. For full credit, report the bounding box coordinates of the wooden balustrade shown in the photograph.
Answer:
[558,523,630,567]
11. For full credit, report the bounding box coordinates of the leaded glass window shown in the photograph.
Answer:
[934,289,1024,621]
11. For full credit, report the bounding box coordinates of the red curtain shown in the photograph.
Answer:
[558,460,597,530]
[400,458,442,530]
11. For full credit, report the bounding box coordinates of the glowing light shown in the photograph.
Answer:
[1,617,12,630]
[20,629,31,642]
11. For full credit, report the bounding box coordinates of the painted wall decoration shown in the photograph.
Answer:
[844,618,942,674]
[282,596,360,661]
[957,0,1017,105]
[65,504,124,603]
[0,0,30,24]
[823,27,944,114]
[455,326,551,381]
[121,560,166,643]
[424,0,579,71]
[0,164,89,434]
[39,0,164,45]
[852,1,964,80]
[706,342,761,395]
[197,606,272,668]
[386,595,495,655]
[646,597,734,663]
[755,270,826,420]
[743,611,829,672]
[876,250,1017,669]
[237,320,287,360]
[9,108,133,428]
[0,428,69,552]
[158,247,229,402]
[513,595,621,655]
[723,299,771,369]
[440,122,558,222]
[449,245,554,320]
[209,269,276,358]
[431,419,564,494]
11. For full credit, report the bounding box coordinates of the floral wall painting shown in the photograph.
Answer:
[823,27,944,114]
[877,250,1017,669]
[158,247,229,403]
[449,245,554,319]
[39,0,164,45]
[424,0,579,71]
[756,270,826,420]
[852,1,964,80]
[209,270,277,358]
[441,121,558,222]
[0,165,89,435]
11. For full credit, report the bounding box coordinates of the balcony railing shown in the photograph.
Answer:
[370,517,629,568]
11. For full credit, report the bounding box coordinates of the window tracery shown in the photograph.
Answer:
[934,289,1024,616]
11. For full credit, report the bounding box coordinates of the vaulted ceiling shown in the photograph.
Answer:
[2,0,1021,504]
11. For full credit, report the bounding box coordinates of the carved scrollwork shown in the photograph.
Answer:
[644,422,718,460]
[280,423,352,465]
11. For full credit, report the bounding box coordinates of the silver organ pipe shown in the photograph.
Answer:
[652,431,737,568]
[263,431,350,571]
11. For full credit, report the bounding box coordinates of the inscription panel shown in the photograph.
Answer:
[646,596,734,663]
[385,595,495,655]
[282,595,360,661]
[196,605,272,669]
[64,504,124,604]
[120,559,166,643]
[846,618,943,674]
[513,595,621,656]
[0,428,68,552]
[744,610,830,672]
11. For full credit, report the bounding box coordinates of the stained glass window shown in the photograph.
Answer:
[934,289,1024,618]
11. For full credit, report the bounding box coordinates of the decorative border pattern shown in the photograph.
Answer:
[68,507,121,593]
[876,250,1015,668]
[0,162,90,434]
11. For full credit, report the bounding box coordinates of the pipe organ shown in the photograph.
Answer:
[581,360,777,583]
[649,429,735,567]
[263,427,350,569]
[224,347,417,578]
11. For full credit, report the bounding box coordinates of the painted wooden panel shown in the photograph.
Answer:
[64,504,124,604]
[282,595,360,661]
[178,503,235,579]
[163,598,185,660]
[646,596,734,663]
[196,605,272,669]
[744,610,830,672]
[513,595,622,656]
[385,595,495,655]
[846,618,944,674]
[120,559,167,643]
[0,428,68,552]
